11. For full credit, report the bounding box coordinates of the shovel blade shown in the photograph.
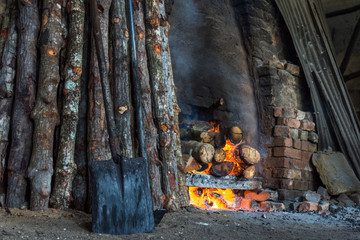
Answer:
[89,158,154,235]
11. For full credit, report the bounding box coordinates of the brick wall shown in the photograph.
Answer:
[262,107,319,200]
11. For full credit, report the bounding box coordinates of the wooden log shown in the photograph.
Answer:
[181,140,215,164]
[6,0,39,208]
[243,165,256,179]
[27,0,63,210]
[214,148,226,163]
[228,126,243,144]
[239,145,261,165]
[111,0,134,158]
[184,155,202,172]
[145,0,179,210]
[87,0,112,163]
[214,132,226,149]
[73,0,90,211]
[51,0,85,210]
[180,121,213,140]
[0,0,16,203]
[210,162,234,177]
[133,0,163,210]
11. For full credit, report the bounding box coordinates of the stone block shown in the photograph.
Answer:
[290,202,302,211]
[285,63,300,76]
[308,143,317,153]
[349,193,360,205]
[304,112,314,122]
[318,201,330,213]
[296,110,306,120]
[289,129,299,139]
[244,190,270,202]
[337,193,356,207]
[262,189,279,201]
[308,132,319,143]
[299,130,308,141]
[273,107,283,117]
[312,151,360,195]
[298,201,318,212]
[302,190,321,202]
[300,120,315,131]
[273,125,290,137]
[273,147,301,159]
[317,186,331,201]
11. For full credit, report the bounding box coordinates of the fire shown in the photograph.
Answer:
[188,122,252,211]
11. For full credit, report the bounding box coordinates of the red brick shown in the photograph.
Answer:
[262,178,280,189]
[273,125,290,137]
[272,137,293,147]
[265,157,295,168]
[302,170,314,181]
[293,180,309,190]
[244,190,270,202]
[279,179,294,189]
[273,147,301,159]
[239,198,252,210]
[300,120,315,131]
[260,201,286,212]
[273,107,283,117]
[298,201,318,212]
[293,139,301,149]
[308,142,317,152]
[301,141,309,151]
[277,118,301,128]
[301,151,313,162]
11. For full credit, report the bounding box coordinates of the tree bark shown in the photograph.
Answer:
[111,0,134,158]
[6,0,39,208]
[27,0,63,210]
[87,0,112,163]
[51,0,84,209]
[133,0,164,210]
[145,0,179,210]
[73,0,90,211]
[0,0,12,61]
[0,0,16,201]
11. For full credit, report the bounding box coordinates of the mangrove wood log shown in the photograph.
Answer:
[181,140,215,164]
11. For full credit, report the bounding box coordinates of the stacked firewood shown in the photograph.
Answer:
[180,121,261,179]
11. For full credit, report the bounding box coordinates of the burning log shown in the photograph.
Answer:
[181,140,215,164]
[239,145,261,165]
[214,132,226,148]
[214,148,226,163]
[184,155,202,172]
[229,126,243,144]
[243,165,256,179]
[210,162,234,177]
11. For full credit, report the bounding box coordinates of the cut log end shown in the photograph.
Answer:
[229,126,243,144]
[210,161,234,177]
[243,165,256,179]
[185,155,202,172]
[240,145,261,165]
[214,148,226,163]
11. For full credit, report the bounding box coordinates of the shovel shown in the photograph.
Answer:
[88,0,154,234]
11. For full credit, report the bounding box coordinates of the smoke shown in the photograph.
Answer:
[169,0,260,147]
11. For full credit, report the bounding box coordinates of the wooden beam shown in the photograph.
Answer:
[340,18,360,74]
[326,4,360,18]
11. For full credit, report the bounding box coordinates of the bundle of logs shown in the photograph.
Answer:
[180,121,261,179]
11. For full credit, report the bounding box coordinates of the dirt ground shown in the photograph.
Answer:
[0,206,359,240]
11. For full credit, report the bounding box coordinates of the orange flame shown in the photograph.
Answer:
[208,121,220,133]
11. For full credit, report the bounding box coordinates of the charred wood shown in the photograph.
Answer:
[214,148,226,163]
[210,162,234,177]
[228,126,243,144]
[6,0,39,208]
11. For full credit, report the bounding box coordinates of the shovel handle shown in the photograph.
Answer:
[90,0,122,163]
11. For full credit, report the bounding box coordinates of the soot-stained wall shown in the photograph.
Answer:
[169,0,259,146]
